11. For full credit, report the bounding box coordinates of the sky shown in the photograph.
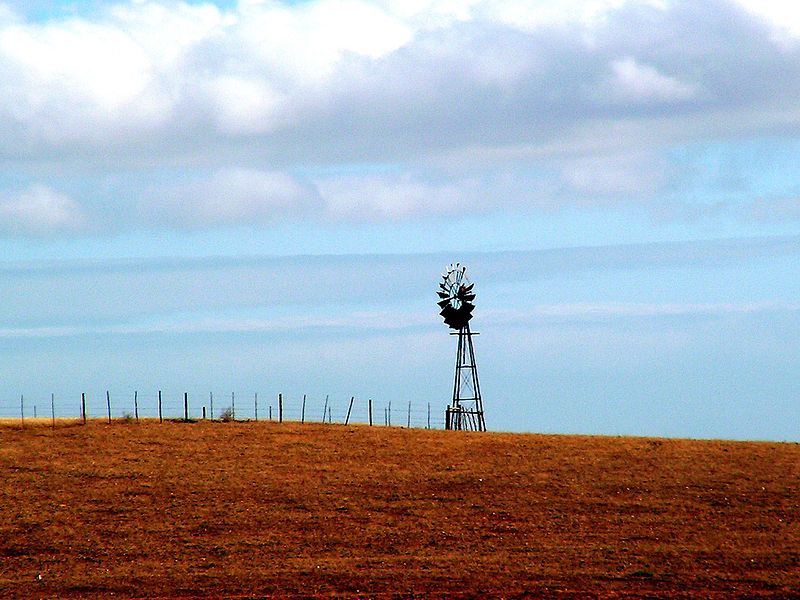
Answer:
[0,0,799,440]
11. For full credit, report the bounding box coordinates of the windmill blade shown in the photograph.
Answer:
[460,293,476,302]
[437,291,450,299]
[462,283,474,292]
[457,308,474,324]
[437,299,451,309]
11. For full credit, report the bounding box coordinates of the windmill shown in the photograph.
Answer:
[437,263,486,431]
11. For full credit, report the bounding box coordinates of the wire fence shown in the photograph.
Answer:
[0,391,448,429]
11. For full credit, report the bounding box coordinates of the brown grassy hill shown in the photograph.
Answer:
[0,420,798,598]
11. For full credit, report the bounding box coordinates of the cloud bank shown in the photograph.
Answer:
[0,0,800,233]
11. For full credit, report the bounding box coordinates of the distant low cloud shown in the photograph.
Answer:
[3,299,797,340]
[0,185,85,235]
[317,172,481,221]
[749,197,800,221]
[560,151,670,199]
[1,234,795,325]
[486,301,800,324]
[142,168,324,228]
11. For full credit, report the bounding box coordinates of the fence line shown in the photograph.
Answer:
[0,391,447,430]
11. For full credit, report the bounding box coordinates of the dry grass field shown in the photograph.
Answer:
[0,419,798,598]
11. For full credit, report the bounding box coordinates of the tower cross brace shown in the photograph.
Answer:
[446,323,485,431]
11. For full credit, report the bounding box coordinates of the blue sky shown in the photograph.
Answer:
[0,0,799,440]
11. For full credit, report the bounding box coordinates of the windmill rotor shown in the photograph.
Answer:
[438,263,476,330]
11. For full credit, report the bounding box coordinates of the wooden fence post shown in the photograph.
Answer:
[279,393,283,423]
[269,406,272,421]
[301,394,306,424]
[134,390,139,422]
[51,393,55,430]
[158,390,162,423]
[255,392,258,422]
[81,393,86,425]
[368,398,373,426]
[210,392,214,421]
[407,401,411,428]
[20,394,24,428]
[322,395,329,423]
[388,401,392,427]
[231,391,235,421]
[427,402,431,429]
[184,392,188,421]
[107,391,112,423]
[203,406,206,420]
[345,396,354,425]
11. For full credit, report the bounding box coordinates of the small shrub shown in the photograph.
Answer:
[219,407,234,422]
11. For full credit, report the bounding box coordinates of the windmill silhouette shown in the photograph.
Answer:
[437,263,485,431]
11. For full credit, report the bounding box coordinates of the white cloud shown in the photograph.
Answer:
[145,168,323,228]
[478,0,646,30]
[0,15,163,141]
[203,76,283,135]
[607,56,698,103]
[0,185,85,234]
[234,0,411,79]
[733,0,800,41]
[316,172,478,220]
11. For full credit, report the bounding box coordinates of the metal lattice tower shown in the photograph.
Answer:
[437,263,486,431]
